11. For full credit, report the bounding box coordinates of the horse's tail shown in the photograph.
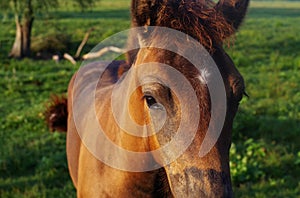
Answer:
[44,95,68,132]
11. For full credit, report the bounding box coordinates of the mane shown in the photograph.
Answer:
[158,0,234,51]
[44,95,68,132]
[134,0,235,52]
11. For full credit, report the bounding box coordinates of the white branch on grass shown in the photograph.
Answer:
[64,53,77,65]
[82,46,125,60]
[75,28,95,58]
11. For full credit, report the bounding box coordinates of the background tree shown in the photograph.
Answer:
[0,0,97,59]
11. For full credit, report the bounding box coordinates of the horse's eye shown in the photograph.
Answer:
[144,95,157,108]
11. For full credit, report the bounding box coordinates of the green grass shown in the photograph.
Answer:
[0,0,299,197]
[227,1,300,197]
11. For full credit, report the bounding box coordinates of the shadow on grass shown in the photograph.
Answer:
[233,108,300,149]
[50,9,130,20]
[51,4,300,20]
[248,7,300,18]
[0,131,71,190]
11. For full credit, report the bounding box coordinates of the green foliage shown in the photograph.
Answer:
[295,152,300,165]
[0,0,299,197]
[59,0,96,11]
[0,0,58,16]
[31,32,72,54]
[0,0,98,15]
[230,139,267,183]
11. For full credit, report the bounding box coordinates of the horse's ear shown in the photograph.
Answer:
[215,0,250,31]
[131,0,161,27]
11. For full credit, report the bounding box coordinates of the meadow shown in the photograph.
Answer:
[0,0,299,197]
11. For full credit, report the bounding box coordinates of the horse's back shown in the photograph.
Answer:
[66,60,126,190]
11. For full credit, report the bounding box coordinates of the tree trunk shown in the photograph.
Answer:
[22,17,34,58]
[9,15,23,58]
[9,14,34,58]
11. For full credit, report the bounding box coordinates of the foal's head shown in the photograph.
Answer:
[126,0,249,197]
